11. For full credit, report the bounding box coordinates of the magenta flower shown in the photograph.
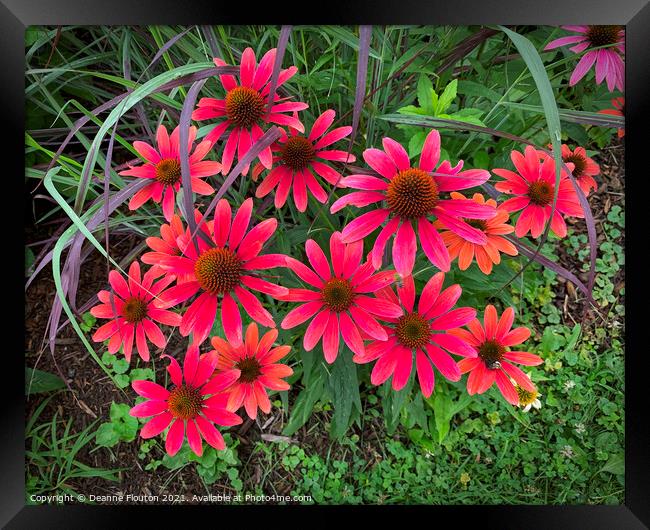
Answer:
[280,231,402,363]
[130,345,242,456]
[90,262,181,363]
[254,109,355,211]
[493,146,584,239]
[354,273,477,397]
[545,25,624,92]
[151,199,289,347]
[192,47,308,175]
[120,125,220,222]
[330,130,495,277]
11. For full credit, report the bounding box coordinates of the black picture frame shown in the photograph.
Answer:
[7,1,649,526]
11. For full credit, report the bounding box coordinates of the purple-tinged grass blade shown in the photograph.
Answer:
[437,28,498,73]
[26,178,149,291]
[103,123,117,280]
[43,65,238,176]
[201,25,222,59]
[266,26,293,116]
[141,27,193,78]
[191,127,282,239]
[508,236,596,306]
[178,78,210,251]
[122,29,154,142]
[30,65,239,291]
[349,25,372,154]
[311,25,371,231]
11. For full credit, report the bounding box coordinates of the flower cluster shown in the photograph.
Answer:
[87,44,602,456]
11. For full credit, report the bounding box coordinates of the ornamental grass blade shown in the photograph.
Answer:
[31,65,238,295]
[201,25,222,58]
[178,78,210,251]
[191,126,282,239]
[500,25,598,306]
[349,25,372,153]
[313,25,371,231]
[266,25,292,116]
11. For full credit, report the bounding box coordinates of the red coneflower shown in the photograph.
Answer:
[130,345,242,456]
[90,262,181,363]
[435,192,518,275]
[539,144,600,197]
[253,109,355,211]
[280,231,402,363]
[330,130,495,276]
[493,145,583,238]
[209,322,293,419]
[354,274,477,397]
[151,199,289,346]
[120,125,220,222]
[545,25,624,92]
[450,305,542,405]
[192,48,308,175]
[141,211,214,284]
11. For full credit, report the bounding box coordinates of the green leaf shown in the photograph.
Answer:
[329,353,361,439]
[130,368,155,382]
[396,105,427,116]
[25,247,36,276]
[599,453,624,475]
[417,74,434,113]
[457,80,501,103]
[283,369,326,436]
[436,79,457,115]
[79,312,96,333]
[112,359,129,374]
[95,423,120,448]
[383,372,414,434]
[408,131,427,158]
[25,367,66,395]
[432,391,452,444]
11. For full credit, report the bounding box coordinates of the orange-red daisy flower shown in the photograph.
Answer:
[435,192,518,274]
[252,109,355,211]
[538,144,600,197]
[209,322,292,420]
[192,47,308,175]
[450,305,542,405]
[120,125,220,222]
[354,274,477,397]
[150,199,289,347]
[90,262,181,363]
[141,211,213,284]
[130,345,242,456]
[493,145,584,239]
[280,231,402,363]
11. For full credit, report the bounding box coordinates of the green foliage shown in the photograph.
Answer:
[101,351,154,389]
[79,311,97,333]
[397,76,485,157]
[26,396,120,502]
[160,435,242,489]
[94,402,139,448]
[25,367,66,395]
[26,24,624,504]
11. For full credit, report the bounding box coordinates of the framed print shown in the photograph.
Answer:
[5,0,649,526]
